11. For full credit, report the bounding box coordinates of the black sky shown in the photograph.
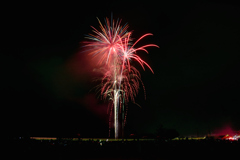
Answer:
[3,1,240,137]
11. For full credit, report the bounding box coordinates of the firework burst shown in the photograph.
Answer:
[83,17,130,66]
[83,16,158,138]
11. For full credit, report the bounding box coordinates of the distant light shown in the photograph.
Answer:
[228,137,234,141]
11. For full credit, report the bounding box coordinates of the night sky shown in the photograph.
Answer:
[3,1,240,138]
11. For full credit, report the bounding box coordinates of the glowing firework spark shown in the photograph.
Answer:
[95,65,144,105]
[93,65,145,137]
[83,17,130,66]
[119,32,159,73]
[83,16,158,138]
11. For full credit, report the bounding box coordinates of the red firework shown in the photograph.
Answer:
[83,16,158,138]
[83,17,130,66]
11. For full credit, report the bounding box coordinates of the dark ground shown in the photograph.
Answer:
[7,138,240,160]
